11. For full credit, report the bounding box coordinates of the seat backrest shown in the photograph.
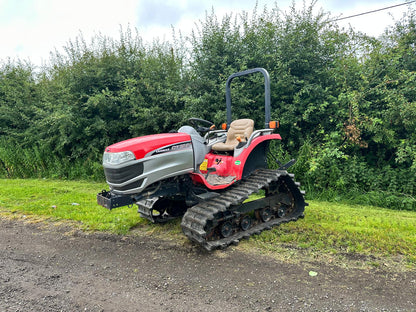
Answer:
[211,119,254,152]
[226,119,254,144]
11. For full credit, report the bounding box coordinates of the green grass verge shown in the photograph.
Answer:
[1,179,415,267]
[250,201,416,266]
[0,179,146,233]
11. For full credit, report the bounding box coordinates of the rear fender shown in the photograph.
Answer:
[236,134,281,178]
[192,134,281,189]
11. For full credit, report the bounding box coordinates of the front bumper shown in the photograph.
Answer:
[97,190,134,210]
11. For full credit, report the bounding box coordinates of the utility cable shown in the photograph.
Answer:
[333,1,416,22]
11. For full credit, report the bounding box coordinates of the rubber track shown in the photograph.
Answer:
[181,168,306,251]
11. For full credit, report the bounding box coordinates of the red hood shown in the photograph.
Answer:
[105,133,192,159]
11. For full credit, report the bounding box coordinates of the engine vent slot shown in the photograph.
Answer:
[104,162,144,184]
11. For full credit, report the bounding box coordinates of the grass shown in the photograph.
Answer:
[0,179,146,233]
[249,201,416,267]
[1,178,415,268]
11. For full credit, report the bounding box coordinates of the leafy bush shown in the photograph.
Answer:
[0,3,415,210]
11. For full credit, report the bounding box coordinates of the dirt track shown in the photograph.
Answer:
[1,217,415,312]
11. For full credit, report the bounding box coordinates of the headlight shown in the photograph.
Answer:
[103,151,136,165]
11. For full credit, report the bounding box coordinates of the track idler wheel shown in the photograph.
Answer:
[258,208,273,222]
[220,221,233,238]
[240,215,252,231]
[277,207,286,218]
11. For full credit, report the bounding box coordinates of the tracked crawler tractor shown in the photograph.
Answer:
[97,68,307,250]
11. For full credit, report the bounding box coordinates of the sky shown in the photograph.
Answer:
[0,0,415,66]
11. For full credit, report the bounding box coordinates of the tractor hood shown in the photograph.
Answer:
[102,132,194,195]
[105,133,192,160]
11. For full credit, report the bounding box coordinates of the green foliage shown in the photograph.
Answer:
[0,60,40,143]
[1,3,416,210]
[0,138,104,180]
[37,29,188,161]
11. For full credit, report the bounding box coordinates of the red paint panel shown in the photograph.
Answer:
[105,133,191,159]
[195,134,282,190]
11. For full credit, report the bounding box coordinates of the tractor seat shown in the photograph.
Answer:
[211,119,254,152]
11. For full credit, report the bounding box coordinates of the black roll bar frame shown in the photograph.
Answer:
[225,68,271,128]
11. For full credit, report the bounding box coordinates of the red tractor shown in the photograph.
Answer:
[97,68,306,250]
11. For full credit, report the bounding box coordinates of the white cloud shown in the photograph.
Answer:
[0,0,414,65]
[138,0,280,43]
[137,0,204,27]
[328,1,412,37]
[0,0,139,64]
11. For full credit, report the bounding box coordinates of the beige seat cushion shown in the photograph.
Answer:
[211,119,254,152]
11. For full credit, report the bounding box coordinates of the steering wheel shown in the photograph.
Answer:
[188,118,215,135]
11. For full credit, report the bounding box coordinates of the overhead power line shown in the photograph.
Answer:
[333,1,416,22]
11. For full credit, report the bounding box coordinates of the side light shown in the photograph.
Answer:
[269,120,280,129]
[221,123,227,130]
[103,151,136,165]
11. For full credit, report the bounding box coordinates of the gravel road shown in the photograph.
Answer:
[1,216,415,312]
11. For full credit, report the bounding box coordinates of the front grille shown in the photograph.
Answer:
[104,162,144,184]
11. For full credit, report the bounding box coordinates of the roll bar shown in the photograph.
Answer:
[225,68,271,128]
